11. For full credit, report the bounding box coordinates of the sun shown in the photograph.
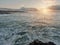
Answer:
[39,0,56,14]
[40,6,50,14]
[42,8,48,14]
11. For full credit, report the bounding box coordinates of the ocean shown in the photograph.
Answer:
[0,11,60,45]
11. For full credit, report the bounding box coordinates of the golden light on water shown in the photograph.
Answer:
[29,0,56,26]
[34,1,56,26]
[33,8,55,26]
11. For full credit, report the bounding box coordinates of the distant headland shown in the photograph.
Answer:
[0,7,39,14]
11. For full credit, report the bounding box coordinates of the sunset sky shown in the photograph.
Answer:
[0,0,59,9]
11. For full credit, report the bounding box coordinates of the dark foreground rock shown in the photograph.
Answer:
[29,39,56,45]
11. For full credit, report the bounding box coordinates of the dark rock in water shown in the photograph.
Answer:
[29,39,43,45]
[48,42,56,45]
[29,39,56,45]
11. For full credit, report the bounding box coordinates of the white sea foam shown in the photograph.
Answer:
[0,12,60,45]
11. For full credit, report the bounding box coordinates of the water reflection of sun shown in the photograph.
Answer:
[32,0,56,26]
[34,7,55,26]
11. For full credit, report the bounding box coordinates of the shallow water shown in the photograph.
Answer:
[0,12,60,45]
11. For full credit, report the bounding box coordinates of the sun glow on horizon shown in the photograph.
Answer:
[38,0,56,14]
[39,7,49,14]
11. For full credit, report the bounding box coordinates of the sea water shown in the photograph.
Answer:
[0,11,60,45]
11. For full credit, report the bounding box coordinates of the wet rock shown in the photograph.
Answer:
[48,42,56,45]
[29,39,56,45]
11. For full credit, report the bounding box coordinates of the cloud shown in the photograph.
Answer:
[49,5,60,10]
